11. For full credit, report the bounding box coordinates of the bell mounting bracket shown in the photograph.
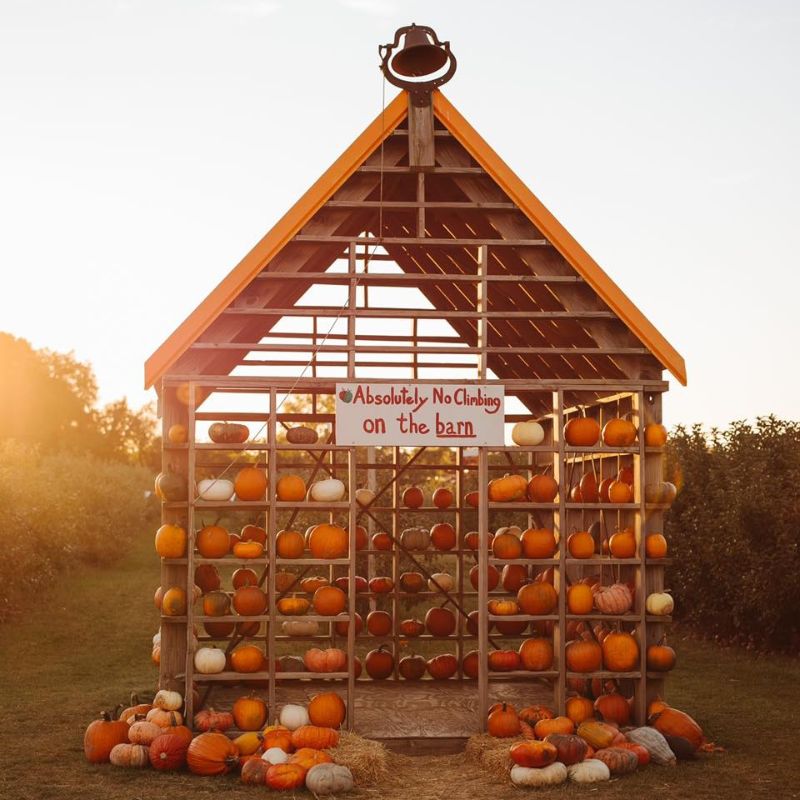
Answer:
[379,24,457,107]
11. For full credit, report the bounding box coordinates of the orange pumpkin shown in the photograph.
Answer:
[277,595,310,616]
[430,522,456,551]
[304,648,347,673]
[266,762,307,790]
[647,640,676,672]
[602,418,638,446]
[196,525,230,558]
[262,727,293,752]
[608,480,634,503]
[527,473,559,503]
[644,423,667,447]
[234,467,267,501]
[240,524,267,545]
[232,567,258,589]
[289,747,333,769]
[312,585,346,616]
[230,645,264,673]
[276,529,305,558]
[510,740,558,768]
[240,757,269,785]
[501,563,529,593]
[470,564,499,591]
[465,490,480,508]
[518,638,554,671]
[492,532,522,560]
[488,473,528,502]
[488,599,519,616]
[194,563,221,593]
[518,705,555,724]
[186,732,238,776]
[645,533,668,559]
[567,531,595,558]
[307,524,348,559]
[300,575,329,593]
[432,486,454,508]
[648,706,704,749]
[602,631,639,672]
[372,532,393,551]
[517,582,558,615]
[233,695,267,731]
[366,610,392,636]
[520,528,557,558]
[567,583,594,615]
[161,586,187,616]
[307,694,346,729]
[83,711,130,763]
[579,471,599,502]
[534,716,575,738]
[276,474,306,502]
[564,417,601,447]
[427,654,458,680]
[594,689,631,725]
[232,540,264,559]
[233,585,268,616]
[609,529,637,558]
[155,524,187,559]
[334,612,362,637]
[566,638,603,673]
[565,695,595,725]
[487,703,520,738]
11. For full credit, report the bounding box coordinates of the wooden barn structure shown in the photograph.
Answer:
[146,54,686,750]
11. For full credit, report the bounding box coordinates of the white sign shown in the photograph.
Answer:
[335,383,505,446]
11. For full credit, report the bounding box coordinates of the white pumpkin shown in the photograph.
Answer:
[109,743,150,768]
[282,619,320,637]
[309,478,346,502]
[626,726,676,766]
[511,762,568,787]
[646,591,674,616]
[261,747,289,765]
[279,703,310,731]
[511,420,546,446]
[495,525,522,539]
[194,646,226,674]
[196,478,235,501]
[567,759,611,784]
[152,630,161,647]
[306,763,355,795]
[153,689,182,711]
[355,487,376,506]
[427,572,455,593]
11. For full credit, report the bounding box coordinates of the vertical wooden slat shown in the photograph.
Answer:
[267,388,277,722]
[553,389,567,715]
[183,382,197,723]
[347,447,357,730]
[416,172,425,237]
[633,389,648,724]
[477,446,490,730]
[392,446,400,680]
[455,445,464,678]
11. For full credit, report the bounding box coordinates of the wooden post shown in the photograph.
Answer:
[408,99,435,168]
[553,389,567,715]
[267,388,277,722]
[347,447,357,730]
[477,243,489,729]
[183,382,197,724]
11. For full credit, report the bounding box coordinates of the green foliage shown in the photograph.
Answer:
[665,416,800,652]
[0,332,159,467]
[0,443,157,621]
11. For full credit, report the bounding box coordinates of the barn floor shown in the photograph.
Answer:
[204,677,554,752]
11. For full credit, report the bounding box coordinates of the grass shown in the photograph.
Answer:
[1,530,798,799]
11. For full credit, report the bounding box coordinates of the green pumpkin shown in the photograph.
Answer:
[156,470,187,502]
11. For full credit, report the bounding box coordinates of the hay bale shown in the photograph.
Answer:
[465,733,524,781]
[328,731,390,786]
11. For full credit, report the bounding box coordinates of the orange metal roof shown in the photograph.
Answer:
[145,90,686,389]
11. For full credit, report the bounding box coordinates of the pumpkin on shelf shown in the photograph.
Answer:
[307,523,348,559]
[154,524,187,558]
[430,522,456,551]
[276,474,306,502]
[194,646,226,674]
[593,583,633,615]
[602,417,638,447]
[520,527,557,558]
[462,650,480,679]
[645,532,668,559]
[196,525,230,558]
[564,416,601,447]
[488,473,528,502]
[432,486,454,508]
[647,638,677,671]
[197,478,235,502]
[277,595,311,616]
[194,563,221,593]
[401,485,424,508]
[488,598,519,616]
[312,585,346,616]
[487,703,520,738]
[155,469,188,502]
[209,422,249,444]
[365,645,394,679]
[307,692,347,729]
[334,575,368,594]
[427,653,458,680]
[276,529,305,558]
[567,583,594,615]
[371,531,393,550]
[425,605,456,637]
[334,613,362,637]
[233,466,267,501]
[608,480,634,503]
[160,586,187,617]
[309,478,346,502]
[428,572,455,593]
[366,610,392,636]
[594,688,632,725]
[527,472,558,503]
[232,540,264,559]
[601,630,639,672]
[368,576,394,594]
[234,585,268,616]
[470,563,499,591]
[279,703,310,731]
[285,425,318,444]
[518,637,554,671]
[565,636,603,673]
[400,526,430,551]
[608,529,636,558]
[488,650,521,672]
[84,711,130,763]
[578,471,599,502]
[300,575,329,593]
[511,419,546,446]
[646,591,675,616]
[644,423,668,447]
[464,490,480,508]
[492,532,522,559]
[304,648,347,674]
[193,708,234,732]
[231,644,265,673]
[399,618,425,637]
[187,732,239,776]
[233,695,268,731]
[232,567,258,589]
[399,571,427,593]
[517,581,558,615]
[567,530,595,558]
[399,654,427,680]
[241,524,267,545]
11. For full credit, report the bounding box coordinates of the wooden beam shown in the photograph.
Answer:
[408,99,435,168]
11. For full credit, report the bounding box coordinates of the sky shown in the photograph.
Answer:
[1,0,798,427]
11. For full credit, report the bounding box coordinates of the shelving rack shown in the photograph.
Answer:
[147,87,684,742]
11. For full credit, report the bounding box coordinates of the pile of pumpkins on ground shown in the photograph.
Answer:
[83,689,356,793]
[486,697,705,787]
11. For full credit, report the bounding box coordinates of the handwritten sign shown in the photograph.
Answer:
[335,383,505,446]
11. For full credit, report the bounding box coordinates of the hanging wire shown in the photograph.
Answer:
[193,73,390,492]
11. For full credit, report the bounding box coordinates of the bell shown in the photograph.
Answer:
[391,25,448,77]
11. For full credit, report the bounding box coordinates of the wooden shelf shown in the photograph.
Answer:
[487,670,559,679]
[275,558,351,565]
[488,614,559,623]
[275,614,351,623]
[488,557,557,566]
[566,671,642,679]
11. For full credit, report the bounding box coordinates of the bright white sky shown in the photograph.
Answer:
[1,0,798,427]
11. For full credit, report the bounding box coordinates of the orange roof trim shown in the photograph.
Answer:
[432,92,686,386]
[145,90,686,389]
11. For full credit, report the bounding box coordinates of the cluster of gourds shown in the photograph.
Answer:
[486,698,704,787]
[84,690,355,794]
[511,416,668,450]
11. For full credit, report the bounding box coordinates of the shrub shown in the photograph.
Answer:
[665,417,800,652]
[0,442,155,621]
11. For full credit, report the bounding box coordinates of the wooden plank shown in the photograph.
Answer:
[224,307,616,319]
[291,235,549,246]
[408,99,435,167]
[324,200,515,210]
[253,271,584,283]
[267,388,277,723]
[358,165,485,173]
[477,447,489,731]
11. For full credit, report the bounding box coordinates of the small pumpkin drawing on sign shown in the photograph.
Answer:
[338,389,353,402]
